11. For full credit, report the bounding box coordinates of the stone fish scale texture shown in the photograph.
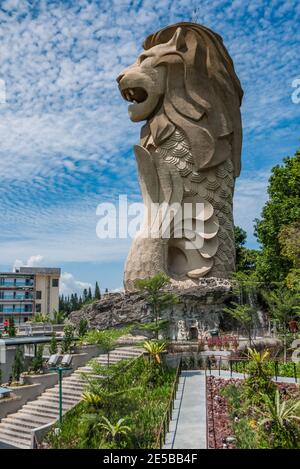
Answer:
[156,128,235,278]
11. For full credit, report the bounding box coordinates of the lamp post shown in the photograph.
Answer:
[48,355,72,426]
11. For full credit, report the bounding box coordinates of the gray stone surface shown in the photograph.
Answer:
[117,23,243,290]
[164,370,207,449]
[69,278,233,340]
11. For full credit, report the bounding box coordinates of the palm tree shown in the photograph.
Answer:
[99,416,131,444]
[143,340,167,365]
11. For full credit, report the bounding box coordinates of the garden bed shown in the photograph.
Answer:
[42,356,176,449]
[207,376,300,449]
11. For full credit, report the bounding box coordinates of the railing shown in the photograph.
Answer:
[204,355,298,383]
[155,358,182,449]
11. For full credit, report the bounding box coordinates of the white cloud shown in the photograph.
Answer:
[60,271,92,296]
[0,0,299,283]
[13,254,45,272]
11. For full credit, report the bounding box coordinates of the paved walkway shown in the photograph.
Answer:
[164,370,206,449]
[163,369,297,450]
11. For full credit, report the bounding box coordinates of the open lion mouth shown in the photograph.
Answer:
[120,87,148,104]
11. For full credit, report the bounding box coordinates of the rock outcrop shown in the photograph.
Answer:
[70,278,233,340]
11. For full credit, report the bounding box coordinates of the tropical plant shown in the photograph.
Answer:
[33,313,49,323]
[82,391,103,409]
[98,416,131,444]
[52,310,65,324]
[143,340,167,364]
[258,390,300,448]
[243,348,275,404]
[135,273,178,338]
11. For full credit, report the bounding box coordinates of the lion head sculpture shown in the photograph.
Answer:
[117,23,243,290]
[117,22,243,177]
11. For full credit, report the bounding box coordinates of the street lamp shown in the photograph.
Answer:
[48,354,73,425]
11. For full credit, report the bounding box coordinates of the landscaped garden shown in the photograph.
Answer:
[44,340,177,449]
[207,348,300,449]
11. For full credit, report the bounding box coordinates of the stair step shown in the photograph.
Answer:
[24,403,61,414]
[48,388,83,397]
[5,413,52,428]
[0,434,30,449]
[0,347,141,447]
[0,426,31,442]
[0,421,32,435]
[29,400,71,411]
[19,407,58,419]
[38,395,78,405]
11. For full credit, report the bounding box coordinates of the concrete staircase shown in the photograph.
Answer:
[0,347,142,449]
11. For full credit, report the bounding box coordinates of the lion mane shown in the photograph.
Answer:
[141,22,244,177]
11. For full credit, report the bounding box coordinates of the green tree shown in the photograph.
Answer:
[135,273,178,339]
[223,303,256,346]
[49,334,58,355]
[61,324,75,353]
[262,287,299,361]
[8,316,16,337]
[32,345,44,373]
[78,318,89,337]
[279,221,300,292]
[254,150,300,282]
[234,226,258,274]
[12,347,24,382]
[94,282,101,300]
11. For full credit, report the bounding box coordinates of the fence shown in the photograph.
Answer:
[204,355,298,383]
[155,357,182,449]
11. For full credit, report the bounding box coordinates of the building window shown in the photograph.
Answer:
[36,304,41,313]
[52,279,59,287]
[36,291,42,300]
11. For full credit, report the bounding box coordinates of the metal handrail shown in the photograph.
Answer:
[203,355,298,382]
[155,357,182,449]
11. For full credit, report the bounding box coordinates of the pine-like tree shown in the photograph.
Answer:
[12,347,24,382]
[8,316,16,337]
[94,281,101,300]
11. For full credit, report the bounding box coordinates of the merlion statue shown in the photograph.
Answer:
[117,22,243,291]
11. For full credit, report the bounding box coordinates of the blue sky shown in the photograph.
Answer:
[0,0,299,294]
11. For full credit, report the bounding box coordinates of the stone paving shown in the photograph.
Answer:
[164,370,207,449]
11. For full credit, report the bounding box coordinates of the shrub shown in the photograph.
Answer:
[49,334,58,355]
[31,345,44,373]
[78,318,89,337]
[12,347,24,381]
[61,324,75,353]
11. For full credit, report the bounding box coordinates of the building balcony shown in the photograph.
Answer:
[0,297,34,302]
[0,308,33,314]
